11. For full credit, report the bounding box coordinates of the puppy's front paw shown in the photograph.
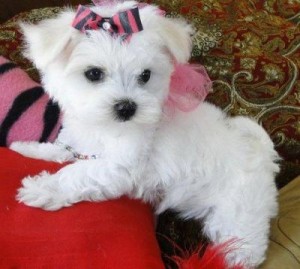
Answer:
[16,172,72,211]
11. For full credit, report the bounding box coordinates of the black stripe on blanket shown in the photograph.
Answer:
[0,86,44,146]
[0,62,18,75]
[39,99,60,142]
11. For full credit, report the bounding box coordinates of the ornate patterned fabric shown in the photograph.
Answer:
[0,3,299,268]
[148,0,300,189]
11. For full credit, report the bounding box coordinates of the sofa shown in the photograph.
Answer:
[0,0,299,268]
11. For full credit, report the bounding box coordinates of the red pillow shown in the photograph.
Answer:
[0,148,164,269]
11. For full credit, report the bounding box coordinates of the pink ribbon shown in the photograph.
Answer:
[167,64,212,112]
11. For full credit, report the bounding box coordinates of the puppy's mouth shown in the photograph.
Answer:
[113,99,137,122]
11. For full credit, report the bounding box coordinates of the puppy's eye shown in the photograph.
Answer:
[138,69,151,84]
[84,67,104,82]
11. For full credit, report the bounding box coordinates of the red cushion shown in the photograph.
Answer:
[0,148,164,269]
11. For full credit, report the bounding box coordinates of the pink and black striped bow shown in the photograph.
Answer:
[72,5,143,37]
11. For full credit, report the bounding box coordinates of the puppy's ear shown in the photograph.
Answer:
[156,16,194,63]
[20,10,78,71]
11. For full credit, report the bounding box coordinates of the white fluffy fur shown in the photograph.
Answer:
[11,2,279,267]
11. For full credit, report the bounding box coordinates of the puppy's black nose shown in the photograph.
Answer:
[114,99,137,121]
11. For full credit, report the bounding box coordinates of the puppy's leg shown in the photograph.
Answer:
[202,182,277,268]
[10,141,73,163]
[16,160,134,211]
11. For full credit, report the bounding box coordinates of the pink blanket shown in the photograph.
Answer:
[0,56,61,146]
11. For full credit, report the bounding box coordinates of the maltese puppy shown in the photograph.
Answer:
[11,1,279,267]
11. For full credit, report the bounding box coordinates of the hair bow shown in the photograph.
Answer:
[72,5,143,37]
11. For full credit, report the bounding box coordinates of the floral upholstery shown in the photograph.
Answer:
[0,2,299,268]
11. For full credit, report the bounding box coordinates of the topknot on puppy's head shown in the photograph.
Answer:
[21,1,193,72]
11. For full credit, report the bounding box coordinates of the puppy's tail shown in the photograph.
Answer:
[229,116,280,174]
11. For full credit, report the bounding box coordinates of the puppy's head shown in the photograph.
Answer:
[21,1,193,127]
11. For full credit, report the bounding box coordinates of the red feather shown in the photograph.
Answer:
[172,242,246,269]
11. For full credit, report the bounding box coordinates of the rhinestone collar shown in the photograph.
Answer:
[55,141,101,160]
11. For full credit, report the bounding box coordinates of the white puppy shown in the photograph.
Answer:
[11,1,279,267]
